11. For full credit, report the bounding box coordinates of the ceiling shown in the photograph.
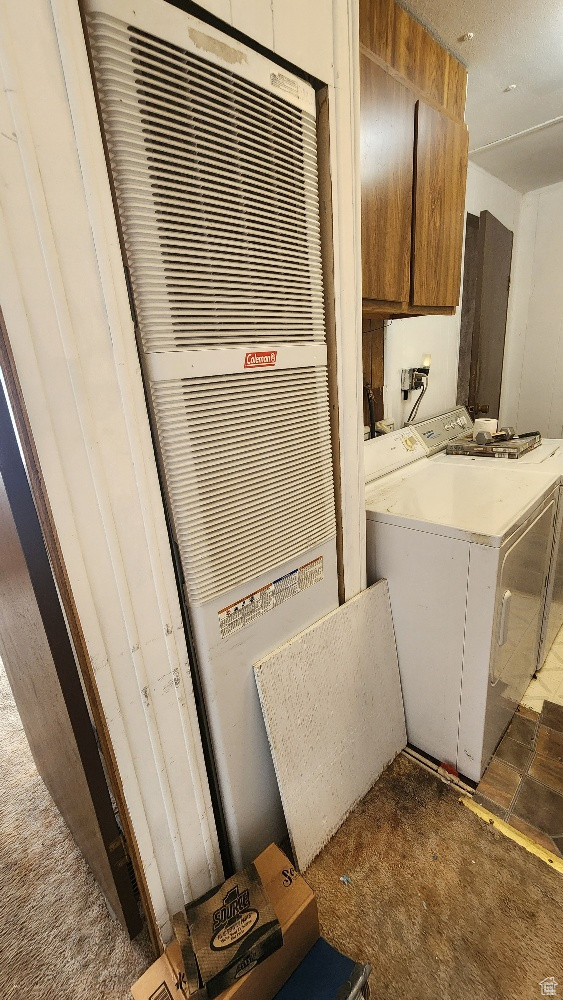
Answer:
[399,0,563,193]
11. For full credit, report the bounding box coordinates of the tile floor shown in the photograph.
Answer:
[474,701,563,857]
[521,624,563,713]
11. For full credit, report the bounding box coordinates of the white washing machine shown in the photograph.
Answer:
[365,425,559,781]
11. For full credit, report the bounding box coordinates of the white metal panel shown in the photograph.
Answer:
[457,543,499,782]
[254,580,405,870]
[367,518,470,767]
[87,0,338,609]
[84,0,347,889]
[190,537,338,868]
[151,367,336,603]
[145,344,327,381]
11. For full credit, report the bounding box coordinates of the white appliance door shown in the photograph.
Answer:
[483,495,556,769]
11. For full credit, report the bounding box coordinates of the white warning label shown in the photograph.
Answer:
[218,557,324,640]
[270,72,299,97]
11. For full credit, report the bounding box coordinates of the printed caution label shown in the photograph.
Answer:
[218,557,323,639]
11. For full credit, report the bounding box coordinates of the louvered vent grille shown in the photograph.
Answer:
[87,12,325,351]
[151,368,335,603]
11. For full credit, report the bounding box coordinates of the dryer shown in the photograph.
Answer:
[365,428,559,781]
[431,426,563,668]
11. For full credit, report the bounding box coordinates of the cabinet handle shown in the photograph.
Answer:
[498,589,512,646]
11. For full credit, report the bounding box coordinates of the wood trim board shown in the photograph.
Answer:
[0,0,223,946]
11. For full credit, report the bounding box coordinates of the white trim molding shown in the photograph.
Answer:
[329,0,366,597]
[0,0,222,943]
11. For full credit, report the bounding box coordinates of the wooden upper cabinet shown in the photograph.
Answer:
[360,0,467,122]
[360,0,468,316]
[411,101,469,308]
[360,54,414,303]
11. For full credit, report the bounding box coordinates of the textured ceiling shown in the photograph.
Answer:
[399,0,563,192]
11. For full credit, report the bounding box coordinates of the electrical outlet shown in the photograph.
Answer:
[401,367,429,400]
[401,369,413,393]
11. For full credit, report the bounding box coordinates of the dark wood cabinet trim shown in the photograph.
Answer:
[360,44,466,126]
[362,316,385,430]
[362,299,456,318]
[359,0,467,121]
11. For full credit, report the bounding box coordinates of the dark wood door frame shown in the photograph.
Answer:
[470,211,513,421]
[0,309,154,946]
[456,213,480,411]
[362,315,385,433]
[457,211,513,421]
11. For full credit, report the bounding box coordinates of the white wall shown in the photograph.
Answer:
[510,180,563,437]
[0,0,362,943]
[384,314,460,429]
[384,162,523,429]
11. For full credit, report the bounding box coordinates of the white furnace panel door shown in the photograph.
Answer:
[84,0,339,867]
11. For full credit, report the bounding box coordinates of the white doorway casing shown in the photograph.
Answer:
[0,0,363,943]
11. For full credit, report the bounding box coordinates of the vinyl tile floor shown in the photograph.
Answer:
[522,624,563,713]
[475,700,563,858]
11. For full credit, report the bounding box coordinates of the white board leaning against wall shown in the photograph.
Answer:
[255,581,406,870]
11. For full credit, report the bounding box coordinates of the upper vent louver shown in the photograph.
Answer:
[87,12,325,351]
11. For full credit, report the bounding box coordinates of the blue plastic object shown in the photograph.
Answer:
[273,938,369,1000]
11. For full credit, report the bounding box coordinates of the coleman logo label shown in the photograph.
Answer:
[244,350,277,369]
[210,885,259,951]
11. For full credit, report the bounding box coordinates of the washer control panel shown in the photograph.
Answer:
[412,407,473,455]
[364,426,427,483]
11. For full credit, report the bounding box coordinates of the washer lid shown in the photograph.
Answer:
[365,461,559,545]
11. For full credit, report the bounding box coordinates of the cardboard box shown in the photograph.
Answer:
[131,844,319,1000]
[186,860,282,998]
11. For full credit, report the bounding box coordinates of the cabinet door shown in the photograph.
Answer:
[360,54,415,303]
[411,100,468,308]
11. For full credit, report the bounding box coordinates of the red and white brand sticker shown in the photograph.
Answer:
[244,350,277,369]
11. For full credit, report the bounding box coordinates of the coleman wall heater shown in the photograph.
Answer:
[84,0,339,868]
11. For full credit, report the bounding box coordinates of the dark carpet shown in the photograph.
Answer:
[0,662,153,999]
[305,754,563,1000]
